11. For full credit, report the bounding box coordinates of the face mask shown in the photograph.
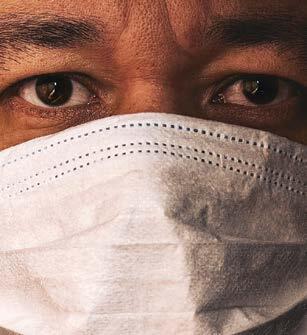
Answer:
[0,113,305,335]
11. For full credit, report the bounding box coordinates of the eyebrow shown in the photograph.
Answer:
[206,14,307,61]
[0,13,306,66]
[0,14,100,53]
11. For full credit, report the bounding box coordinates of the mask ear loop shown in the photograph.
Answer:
[237,300,307,335]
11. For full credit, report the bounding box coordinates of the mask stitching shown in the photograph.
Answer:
[1,142,305,192]
[3,143,305,199]
[1,121,305,169]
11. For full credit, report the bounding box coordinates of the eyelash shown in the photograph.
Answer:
[194,73,305,107]
[0,72,98,102]
[214,73,304,94]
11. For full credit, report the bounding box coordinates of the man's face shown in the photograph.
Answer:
[0,0,306,150]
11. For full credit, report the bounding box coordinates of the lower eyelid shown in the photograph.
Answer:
[3,95,110,128]
[203,96,305,129]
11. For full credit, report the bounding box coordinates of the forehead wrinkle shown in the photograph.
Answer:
[0,5,306,71]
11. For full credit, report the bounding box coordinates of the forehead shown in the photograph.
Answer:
[0,0,305,80]
[1,0,305,28]
[1,0,305,57]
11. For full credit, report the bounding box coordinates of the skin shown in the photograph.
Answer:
[0,0,306,151]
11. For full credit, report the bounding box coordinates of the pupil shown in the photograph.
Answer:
[35,75,73,106]
[243,76,279,105]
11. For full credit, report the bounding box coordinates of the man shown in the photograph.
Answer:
[0,1,305,334]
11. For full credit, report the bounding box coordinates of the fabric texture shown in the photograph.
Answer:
[0,113,305,335]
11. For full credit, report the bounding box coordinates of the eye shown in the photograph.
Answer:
[211,75,301,107]
[19,74,92,108]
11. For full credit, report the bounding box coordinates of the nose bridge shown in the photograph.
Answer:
[112,1,191,115]
[117,78,180,115]
[114,0,188,78]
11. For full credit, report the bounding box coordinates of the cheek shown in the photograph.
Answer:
[0,127,63,151]
[282,124,307,145]
[0,99,69,150]
[0,96,114,151]
[0,105,75,151]
[279,115,306,147]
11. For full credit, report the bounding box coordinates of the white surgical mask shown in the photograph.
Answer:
[0,113,306,335]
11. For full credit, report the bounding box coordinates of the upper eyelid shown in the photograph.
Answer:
[17,72,92,87]
[212,74,243,94]
[0,72,98,101]
[214,74,305,95]
[194,72,302,96]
